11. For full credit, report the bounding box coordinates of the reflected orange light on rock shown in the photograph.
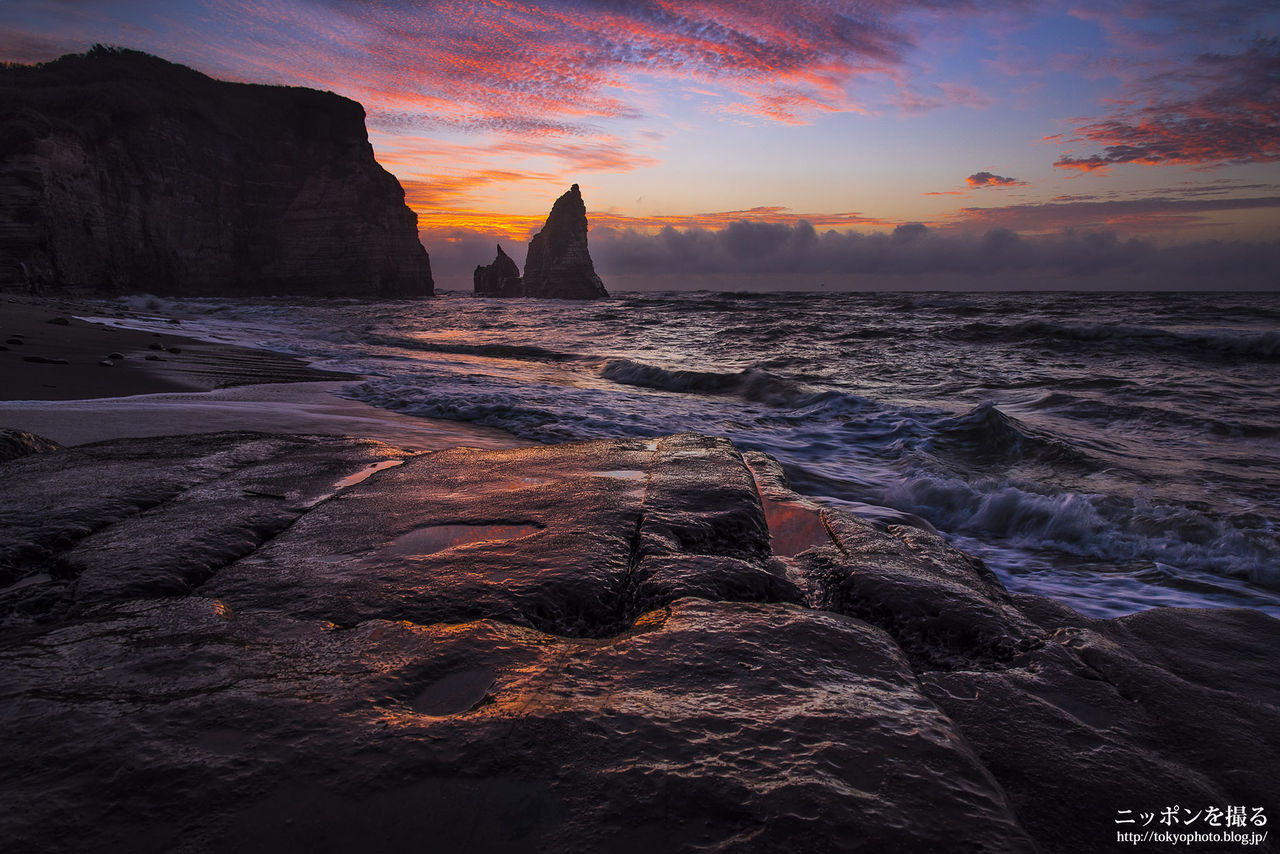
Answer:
[758,496,831,557]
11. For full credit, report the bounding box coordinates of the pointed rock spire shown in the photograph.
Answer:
[521,184,608,299]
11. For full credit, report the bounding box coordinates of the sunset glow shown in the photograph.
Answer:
[5,0,1278,287]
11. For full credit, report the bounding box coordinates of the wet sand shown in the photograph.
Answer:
[0,295,526,450]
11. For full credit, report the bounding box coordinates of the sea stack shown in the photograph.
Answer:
[521,184,609,299]
[0,47,433,297]
[473,244,522,297]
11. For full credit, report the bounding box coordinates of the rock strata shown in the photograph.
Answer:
[1,430,1276,853]
[472,244,522,297]
[0,47,433,297]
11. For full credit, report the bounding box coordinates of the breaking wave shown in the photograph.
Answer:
[882,471,1280,589]
[600,358,812,406]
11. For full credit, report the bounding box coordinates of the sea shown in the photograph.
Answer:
[96,290,1280,620]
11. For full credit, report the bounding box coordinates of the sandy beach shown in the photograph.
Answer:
[0,295,525,450]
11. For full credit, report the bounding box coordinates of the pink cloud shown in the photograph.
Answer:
[1052,39,1280,171]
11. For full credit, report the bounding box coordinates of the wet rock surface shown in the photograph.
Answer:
[0,48,433,297]
[1,430,1276,853]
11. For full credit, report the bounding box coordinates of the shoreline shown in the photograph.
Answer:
[2,294,353,399]
[0,381,530,451]
[0,294,526,451]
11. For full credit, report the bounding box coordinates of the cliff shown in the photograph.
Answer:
[473,244,522,297]
[0,47,433,297]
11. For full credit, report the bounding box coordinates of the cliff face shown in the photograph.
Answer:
[473,244,522,297]
[0,47,433,297]
[521,184,608,299]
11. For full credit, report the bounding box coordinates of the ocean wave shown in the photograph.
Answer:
[946,319,1280,360]
[599,358,814,407]
[834,327,895,341]
[927,402,1092,467]
[1031,392,1280,438]
[882,472,1280,589]
[373,336,587,363]
[125,290,1280,619]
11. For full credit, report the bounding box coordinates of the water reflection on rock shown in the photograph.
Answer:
[0,430,1276,853]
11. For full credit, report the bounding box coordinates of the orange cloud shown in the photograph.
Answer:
[967,171,1027,188]
[373,132,663,226]
[418,204,900,246]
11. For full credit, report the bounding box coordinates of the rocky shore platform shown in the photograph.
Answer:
[2,429,1277,853]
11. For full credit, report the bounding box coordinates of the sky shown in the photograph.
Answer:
[4,0,1280,290]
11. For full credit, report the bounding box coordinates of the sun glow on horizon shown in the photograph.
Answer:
[4,0,1278,287]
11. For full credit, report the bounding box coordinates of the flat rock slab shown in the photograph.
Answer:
[1,430,1276,853]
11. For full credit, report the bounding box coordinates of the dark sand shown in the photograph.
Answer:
[0,294,525,450]
[1,295,350,400]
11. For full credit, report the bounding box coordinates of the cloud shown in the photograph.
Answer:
[590,207,894,231]
[5,0,1029,134]
[1053,38,1280,171]
[891,82,995,114]
[183,0,923,130]
[1068,1,1279,51]
[953,195,1280,233]
[417,204,895,248]
[422,218,1280,291]
[923,171,1027,197]
[966,171,1027,188]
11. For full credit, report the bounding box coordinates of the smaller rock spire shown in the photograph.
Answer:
[473,243,522,297]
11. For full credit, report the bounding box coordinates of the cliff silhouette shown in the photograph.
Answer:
[0,46,433,297]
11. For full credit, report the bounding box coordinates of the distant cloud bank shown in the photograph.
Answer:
[425,220,1280,291]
